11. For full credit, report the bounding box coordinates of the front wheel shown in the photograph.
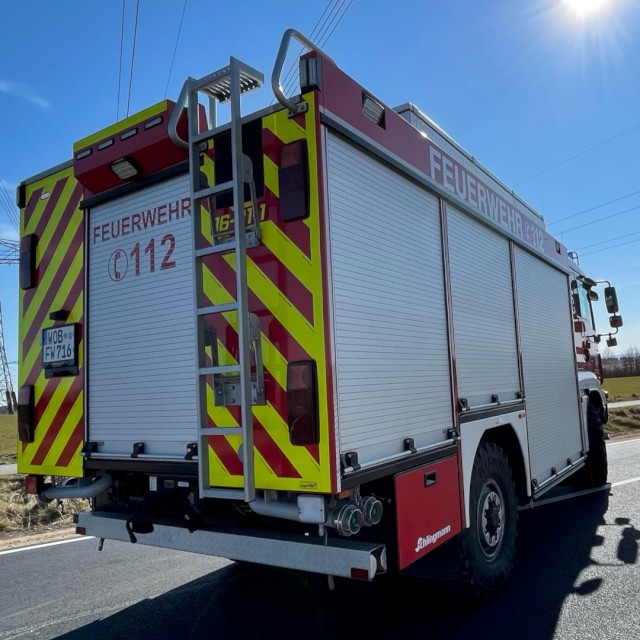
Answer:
[585,403,608,487]
[460,442,517,598]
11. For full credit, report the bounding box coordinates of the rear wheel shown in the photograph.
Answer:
[585,403,608,487]
[461,442,517,597]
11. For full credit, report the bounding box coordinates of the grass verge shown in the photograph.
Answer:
[0,475,89,534]
[0,414,17,464]
[603,375,640,402]
[606,406,640,439]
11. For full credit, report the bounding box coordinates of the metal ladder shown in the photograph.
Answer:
[185,58,264,502]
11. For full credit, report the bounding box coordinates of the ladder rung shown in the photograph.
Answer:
[199,364,241,375]
[200,426,243,436]
[201,488,248,500]
[192,130,216,144]
[198,302,238,315]
[195,243,237,258]
[193,181,234,200]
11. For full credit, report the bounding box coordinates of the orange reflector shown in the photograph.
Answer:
[76,527,87,535]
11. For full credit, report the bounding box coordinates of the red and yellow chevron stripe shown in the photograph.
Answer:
[202,93,334,493]
[18,164,85,477]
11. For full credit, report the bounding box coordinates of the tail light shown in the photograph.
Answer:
[286,360,319,445]
[279,140,309,222]
[24,475,43,495]
[19,234,37,290]
[17,385,35,443]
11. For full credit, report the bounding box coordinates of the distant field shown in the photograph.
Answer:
[603,376,640,402]
[0,414,16,463]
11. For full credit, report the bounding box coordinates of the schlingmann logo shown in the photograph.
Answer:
[415,525,451,553]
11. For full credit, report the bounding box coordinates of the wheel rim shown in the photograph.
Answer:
[476,479,505,561]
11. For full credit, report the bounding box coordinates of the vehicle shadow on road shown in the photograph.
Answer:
[57,490,615,640]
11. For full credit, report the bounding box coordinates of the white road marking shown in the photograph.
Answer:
[0,536,93,556]
[611,476,640,488]
[606,437,640,447]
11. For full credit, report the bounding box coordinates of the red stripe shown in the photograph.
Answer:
[34,377,62,418]
[208,436,244,476]
[54,415,84,468]
[24,185,82,314]
[23,187,44,229]
[250,244,314,325]
[22,228,84,356]
[31,374,83,466]
[32,178,68,245]
[262,127,312,258]
[203,255,311,363]
[222,406,301,478]
[253,417,301,478]
[23,277,83,388]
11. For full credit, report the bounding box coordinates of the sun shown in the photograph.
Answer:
[564,0,610,15]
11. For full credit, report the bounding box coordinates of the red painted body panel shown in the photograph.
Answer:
[395,455,463,570]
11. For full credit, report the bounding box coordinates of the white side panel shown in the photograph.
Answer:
[514,248,582,485]
[88,175,196,457]
[326,133,452,467]
[447,206,520,407]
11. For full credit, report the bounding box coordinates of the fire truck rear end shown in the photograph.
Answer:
[16,30,622,594]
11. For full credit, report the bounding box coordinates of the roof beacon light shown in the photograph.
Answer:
[110,158,139,180]
[362,93,385,127]
[299,57,321,92]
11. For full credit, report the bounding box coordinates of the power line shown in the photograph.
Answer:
[581,236,640,257]
[576,229,640,252]
[556,202,640,234]
[0,179,18,231]
[515,122,640,187]
[282,0,354,98]
[277,0,338,101]
[126,0,140,119]
[117,0,126,120]
[164,0,188,98]
[548,188,640,227]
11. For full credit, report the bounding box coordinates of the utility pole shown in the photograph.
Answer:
[0,238,18,413]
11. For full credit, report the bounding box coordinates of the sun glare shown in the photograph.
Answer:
[564,0,609,15]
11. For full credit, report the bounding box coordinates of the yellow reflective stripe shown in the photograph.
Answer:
[263,156,279,198]
[42,391,83,467]
[23,167,75,235]
[21,215,82,331]
[74,101,169,150]
[21,245,83,377]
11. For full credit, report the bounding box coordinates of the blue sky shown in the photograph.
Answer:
[1,0,639,388]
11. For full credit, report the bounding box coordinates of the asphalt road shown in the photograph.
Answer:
[1,439,640,640]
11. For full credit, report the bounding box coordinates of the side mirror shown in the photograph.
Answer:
[609,315,623,329]
[607,337,618,348]
[588,290,599,302]
[604,286,619,314]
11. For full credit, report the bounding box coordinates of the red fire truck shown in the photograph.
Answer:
[16,29,622,595]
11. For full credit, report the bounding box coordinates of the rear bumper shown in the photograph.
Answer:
[76,511,387,580]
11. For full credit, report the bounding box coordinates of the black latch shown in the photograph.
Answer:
[516,390,524,400]
[491,394,501,405]
[185,442,198,460]
[131,442,145,458]
[459,398,469,412]
[341,451,360,472]
[82,441,98,458]
[403,438,417,454]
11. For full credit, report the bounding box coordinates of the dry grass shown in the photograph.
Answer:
[0,413,16,464]
[606,406,640,439]
[0,475,89,534]
[603,376,640,402]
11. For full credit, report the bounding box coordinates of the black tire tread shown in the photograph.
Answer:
[460,441,517,598]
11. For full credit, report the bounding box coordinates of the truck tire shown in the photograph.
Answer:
[585,403,608,487]
[460,442,517,597]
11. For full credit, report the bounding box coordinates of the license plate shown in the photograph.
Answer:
[42,324,76,366]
